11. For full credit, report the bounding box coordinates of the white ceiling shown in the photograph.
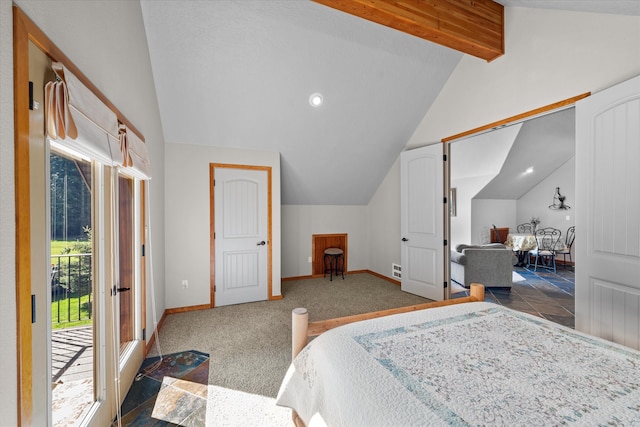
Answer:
[140,0,640,205]
[476,108,576,199]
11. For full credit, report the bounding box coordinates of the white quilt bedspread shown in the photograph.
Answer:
[276,302,640,426]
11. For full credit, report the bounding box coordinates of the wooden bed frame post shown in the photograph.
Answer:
[470,283,485,301]
[292,308,309,359]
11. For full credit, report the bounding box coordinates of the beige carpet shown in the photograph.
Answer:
[149,272,432,425]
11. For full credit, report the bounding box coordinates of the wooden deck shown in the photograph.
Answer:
[51,325,93,383]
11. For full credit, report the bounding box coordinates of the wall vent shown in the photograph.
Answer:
[392,263,402,279]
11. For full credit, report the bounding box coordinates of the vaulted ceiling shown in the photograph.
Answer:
[140,0,640,205]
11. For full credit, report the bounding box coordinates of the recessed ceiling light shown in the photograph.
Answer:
[525,167,534,174]
[309,93,323,107]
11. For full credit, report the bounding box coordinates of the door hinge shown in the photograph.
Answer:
[141,244,145,256]
[29,81,34,110]
[214,232,216,239]
[443,154,447,161]
[214,285,216,292]
[444,281,448,288]
[444,239,448,246]
[142,328,146,341]
[31,294,36,323]
[443,197,447,204]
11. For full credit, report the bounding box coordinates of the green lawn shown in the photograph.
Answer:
[52,294,92,329]
[51,239,89,255]
[51,240,93,329]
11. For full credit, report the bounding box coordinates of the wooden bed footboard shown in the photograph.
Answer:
[292,283,485,359]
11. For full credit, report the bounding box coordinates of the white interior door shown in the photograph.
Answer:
[214,166,269,306]
[575,75,640,349]
[401,144,445,301]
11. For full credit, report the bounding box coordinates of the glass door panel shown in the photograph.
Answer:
[118,175,135,349]
[50,151,95,426]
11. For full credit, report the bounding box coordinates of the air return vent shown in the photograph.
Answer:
[392,263,401,279]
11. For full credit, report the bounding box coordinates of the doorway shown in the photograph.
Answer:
[449,107,576,250]
[49,151,95,425]
[445,96,584,326]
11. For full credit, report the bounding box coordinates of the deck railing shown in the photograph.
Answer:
[51,253,93,327]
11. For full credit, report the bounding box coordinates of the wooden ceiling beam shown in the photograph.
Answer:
[312,0,504,62]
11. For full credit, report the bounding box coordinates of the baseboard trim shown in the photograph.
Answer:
[366,270,401,286]
[282,269,399,285]
[145,310,168,355]
[165,304,210,315]
[283,275,314,281]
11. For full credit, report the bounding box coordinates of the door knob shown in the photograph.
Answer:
[117,287,131,293]
[401,237,408,242]
[257,241,266,246]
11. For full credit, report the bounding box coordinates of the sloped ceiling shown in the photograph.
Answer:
[475,108,576,199]
[140,0,461,205]
[140,1,639,205]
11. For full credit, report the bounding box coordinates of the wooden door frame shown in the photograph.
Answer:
[209,163,274,308]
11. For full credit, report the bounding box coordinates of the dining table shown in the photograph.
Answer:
[505,233,537,267]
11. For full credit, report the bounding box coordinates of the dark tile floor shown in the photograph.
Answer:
[453,265,575,328]
[114,350,210,426]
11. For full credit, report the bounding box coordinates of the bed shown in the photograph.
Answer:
[276,284,640,426]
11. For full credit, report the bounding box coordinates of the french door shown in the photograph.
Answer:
[400,144,445,301]
[575,75,640,349]
[24,40,146,426]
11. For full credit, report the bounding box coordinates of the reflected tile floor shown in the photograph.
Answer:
[114,350,209,426]
[453,266,575,328]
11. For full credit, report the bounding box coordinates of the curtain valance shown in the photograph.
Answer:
[119,125,152,180]
[45,62,122,165]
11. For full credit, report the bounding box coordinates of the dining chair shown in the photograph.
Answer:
[516,223,534,234]
[528,227,562,273]
[556,226,575,270]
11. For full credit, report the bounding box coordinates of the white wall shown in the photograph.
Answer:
[518,157,576,260]
[471,199,518,244]
[453,177,499,244]
[164,143,281,308]
[0,1,166,422]
[449,123,522,246]
[366,158,402,279]
[282,205,369,277]
[458,158,575,251]
[407,8,640,148]
[368,7,640,281]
